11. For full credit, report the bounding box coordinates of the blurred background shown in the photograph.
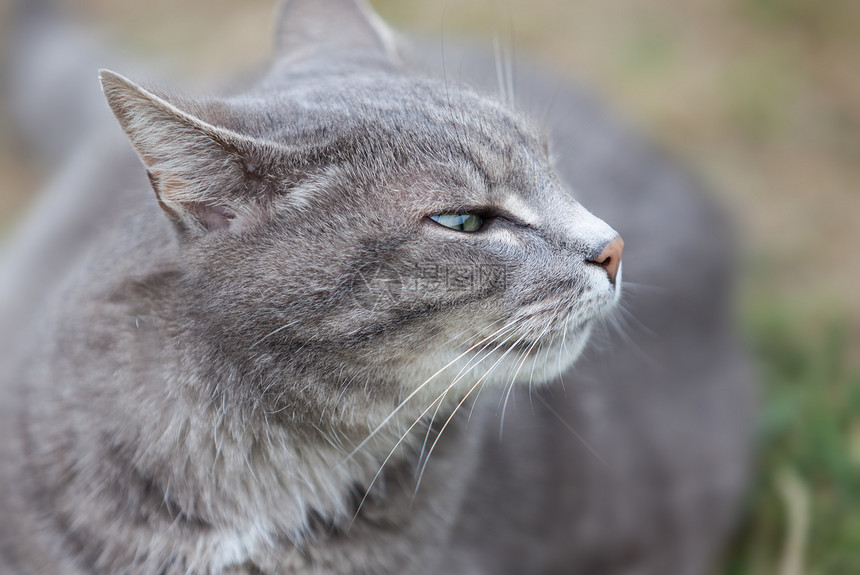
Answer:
[0,0,857,572]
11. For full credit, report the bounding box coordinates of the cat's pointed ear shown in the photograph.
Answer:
[274,0,398,64]
[100,69,269,236]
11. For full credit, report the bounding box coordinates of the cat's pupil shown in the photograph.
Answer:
[430,214,484,232]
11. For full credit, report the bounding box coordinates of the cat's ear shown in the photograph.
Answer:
[100,69,270,236]
[274,0,398,64]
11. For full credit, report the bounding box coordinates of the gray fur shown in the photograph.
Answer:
[0,1,754,573]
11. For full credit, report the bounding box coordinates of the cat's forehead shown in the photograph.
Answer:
[235,69,547,177]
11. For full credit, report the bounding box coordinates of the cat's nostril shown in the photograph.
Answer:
[588,236,624,284]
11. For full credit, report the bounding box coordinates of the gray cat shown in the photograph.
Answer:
[0,1,754,573]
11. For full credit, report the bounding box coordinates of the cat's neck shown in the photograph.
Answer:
[51,351,441,571]
[114,358,477,571]
[135,332,426,541]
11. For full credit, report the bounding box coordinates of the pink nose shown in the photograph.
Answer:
[590,236,624,284]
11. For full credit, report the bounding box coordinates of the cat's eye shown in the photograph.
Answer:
[429,214,485,233]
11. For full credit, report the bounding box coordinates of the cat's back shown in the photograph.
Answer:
[0,58,182,562]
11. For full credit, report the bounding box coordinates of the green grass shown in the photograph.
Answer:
[721,302,860,574]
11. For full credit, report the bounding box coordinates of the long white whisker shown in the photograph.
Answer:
[602,308,658,369]
[493,34,506,104]
[343,319,521,463]
[417,390,448,471]
[499,323,553,438]
[615,302,657,339]
[504,0,516,108]
[557,318,570,382]
[412,328,524,468]
[535,392,608,467]
[528,337,546,412]
[437,317,503,351]
[618,280,669,294]
[414,330,526,494]
[351,326,522,520]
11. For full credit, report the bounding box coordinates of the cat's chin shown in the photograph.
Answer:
[491,323,594,386]
[415,322,595,396]
[397,321,592,412]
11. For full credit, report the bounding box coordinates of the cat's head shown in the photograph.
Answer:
[100,0,623,425]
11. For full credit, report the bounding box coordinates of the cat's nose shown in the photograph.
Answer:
[589,236,624,284]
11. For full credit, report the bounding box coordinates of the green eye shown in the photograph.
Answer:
[430,214,484,232]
